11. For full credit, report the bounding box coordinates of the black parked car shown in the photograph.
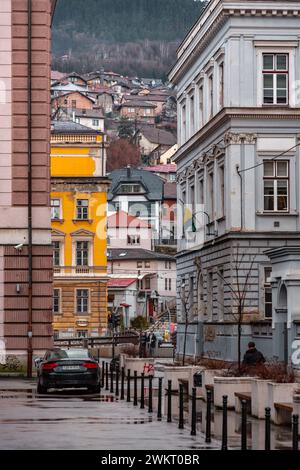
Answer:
[35,348,101,394]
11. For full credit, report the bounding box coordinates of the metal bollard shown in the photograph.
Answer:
[178,384,184,429]
[157,377,162,420]
[120,367,125,400]
[140,373,145,409]
[133,371,138,406]
[115,367,119,397]
[105,362,109,391]
[126,369,131,402]
[265,407,271,451]
[221,395,228,450]
[110,365,114,394]
[148,375,153,413]
[191,387,196,436]
[292,414,299,451]
[101,361,105,389]
[205,389,212,443]
[241,399,247,450]
[167,380,172,423]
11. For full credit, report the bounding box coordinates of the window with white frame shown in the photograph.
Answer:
[51,199,61,220]
[264,267,272,319]
[207,170,214,219]
[77,330,88,338]
[219,164,225,218]
[263,161,289,212]
[190,182,195,216]
[199,84,204,128]
[182,103,186,143]
[262,54,288,105]
[127,234,140,245]
[76,241,89,266]
[92,119,99,126]
[119,184,143,193]
[218,62,224,109]
[53,289,61,314]
[76,199,89,220]
[208,74,214,119]
[52,241,61,267]
[76,289,89,314]
[190,94,195,136]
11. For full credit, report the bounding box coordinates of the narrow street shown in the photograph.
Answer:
[0,379,218,450]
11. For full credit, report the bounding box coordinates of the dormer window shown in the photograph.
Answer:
[118,184,143,193]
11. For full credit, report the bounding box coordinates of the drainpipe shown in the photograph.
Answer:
[236,164,244,231]
[27,0,33,378]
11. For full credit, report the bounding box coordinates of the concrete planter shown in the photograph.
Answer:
[267,382,298,424]
[251,379,270,419]
[161,365,193,391]
[214,376,253,409]
[124,357,154,376]
[201,369,225,400]
[119,353,128,369]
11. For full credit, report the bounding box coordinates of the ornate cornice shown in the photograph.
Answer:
[173,107,300,164]
[176,141,226,182]
[170,3,300,85]
[224,132,257,145]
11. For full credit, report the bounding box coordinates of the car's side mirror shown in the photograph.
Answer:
[34,357,43,368]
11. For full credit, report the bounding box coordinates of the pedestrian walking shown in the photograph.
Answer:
[243,342,266,366]
[149,333,157,357]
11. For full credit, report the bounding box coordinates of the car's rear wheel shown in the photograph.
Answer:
[89,383,101,394]
[37,381,48,394]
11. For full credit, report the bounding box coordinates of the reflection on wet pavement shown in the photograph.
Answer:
[0,379,219,450]
[0,378,296,450]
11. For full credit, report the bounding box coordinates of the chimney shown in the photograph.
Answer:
[127,165,131,178]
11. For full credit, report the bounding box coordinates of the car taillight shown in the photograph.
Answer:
[42,362,58,370]
[82,362,98,369]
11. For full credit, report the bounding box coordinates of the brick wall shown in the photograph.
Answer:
[0,1,53,360]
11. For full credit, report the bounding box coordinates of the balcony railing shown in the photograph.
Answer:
[53,266,106,277]
[154,238,177,246]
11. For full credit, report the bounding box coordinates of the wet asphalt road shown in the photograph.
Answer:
[0,378,218,450]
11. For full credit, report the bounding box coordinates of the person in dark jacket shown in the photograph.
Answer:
[243,342,266,365]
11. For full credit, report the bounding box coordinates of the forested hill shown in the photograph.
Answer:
[52,0,207,79]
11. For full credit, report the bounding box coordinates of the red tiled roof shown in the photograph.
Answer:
[164,182,177,200]
[107,211,151,228]
[144,164,177,174]
[107,278,137,288]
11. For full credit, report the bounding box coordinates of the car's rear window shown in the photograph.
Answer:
[49,349,90,360]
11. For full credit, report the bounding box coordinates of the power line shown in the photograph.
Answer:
[237,142,300,175]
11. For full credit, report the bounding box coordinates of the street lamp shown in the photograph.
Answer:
[179,198,218,237]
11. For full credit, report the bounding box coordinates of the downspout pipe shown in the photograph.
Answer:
[27,0,33,378]
[236,164,243,232]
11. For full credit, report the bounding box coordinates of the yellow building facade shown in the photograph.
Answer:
[50,122,110,338]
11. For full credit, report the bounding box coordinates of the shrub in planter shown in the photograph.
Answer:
[255,362,295,383]
[196,358,229,370]
[222,361,295,382]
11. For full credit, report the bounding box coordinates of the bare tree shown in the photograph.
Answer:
[215,245,256,370]
[179,279,193,367]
